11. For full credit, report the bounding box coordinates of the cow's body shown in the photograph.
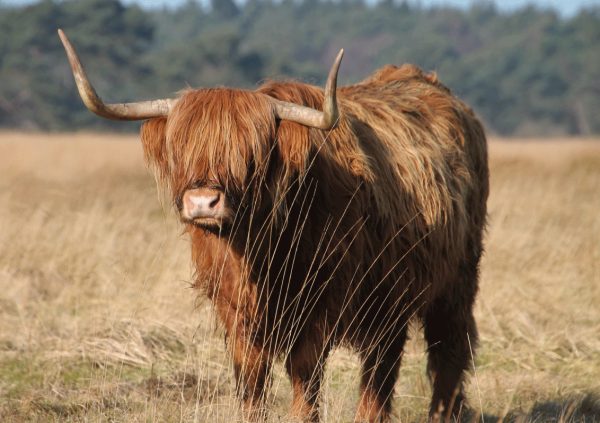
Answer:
[140,64,488,422]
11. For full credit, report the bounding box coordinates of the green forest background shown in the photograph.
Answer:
[0,0,598,136]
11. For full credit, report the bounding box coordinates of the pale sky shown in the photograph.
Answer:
[2,0,599,17]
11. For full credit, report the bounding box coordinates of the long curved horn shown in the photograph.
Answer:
[270,49,343,130]
[58,29,177,121]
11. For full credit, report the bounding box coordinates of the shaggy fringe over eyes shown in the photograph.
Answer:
[143,89,278,205]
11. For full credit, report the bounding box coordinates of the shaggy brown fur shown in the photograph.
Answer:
[141,63,489,422]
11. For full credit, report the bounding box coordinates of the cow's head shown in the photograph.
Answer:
[58,29,343,235]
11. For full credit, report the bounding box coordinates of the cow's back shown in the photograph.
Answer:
[335,65,488,304]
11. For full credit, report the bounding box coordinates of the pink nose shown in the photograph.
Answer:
[182,188,223,220]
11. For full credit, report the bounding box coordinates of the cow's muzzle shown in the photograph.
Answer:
[181,188,230,226]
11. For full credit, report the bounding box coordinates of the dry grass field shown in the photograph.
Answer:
[0,132,598,422]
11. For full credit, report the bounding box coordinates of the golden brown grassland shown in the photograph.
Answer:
[0,132,599,422]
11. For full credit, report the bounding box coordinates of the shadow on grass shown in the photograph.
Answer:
[474,393,600,423]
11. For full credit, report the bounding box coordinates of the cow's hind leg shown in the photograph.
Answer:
[355,329,408,422]
[424,261,479,422]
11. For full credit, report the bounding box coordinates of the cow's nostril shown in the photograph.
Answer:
[209,194,220,209]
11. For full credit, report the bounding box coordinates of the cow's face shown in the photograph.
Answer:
[141,89,285,236]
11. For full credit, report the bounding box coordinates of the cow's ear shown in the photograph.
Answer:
[275,121,311,174]
[140,117,168,180]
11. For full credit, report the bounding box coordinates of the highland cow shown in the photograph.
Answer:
[59,29,488,422]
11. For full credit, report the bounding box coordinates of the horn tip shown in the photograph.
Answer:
[57,28,68,46]
[332,49,344,73]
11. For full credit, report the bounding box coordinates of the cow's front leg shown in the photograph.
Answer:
[231,334,272,421]
[285,334,331,422]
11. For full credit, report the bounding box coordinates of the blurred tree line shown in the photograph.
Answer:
[0,0,598,135]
